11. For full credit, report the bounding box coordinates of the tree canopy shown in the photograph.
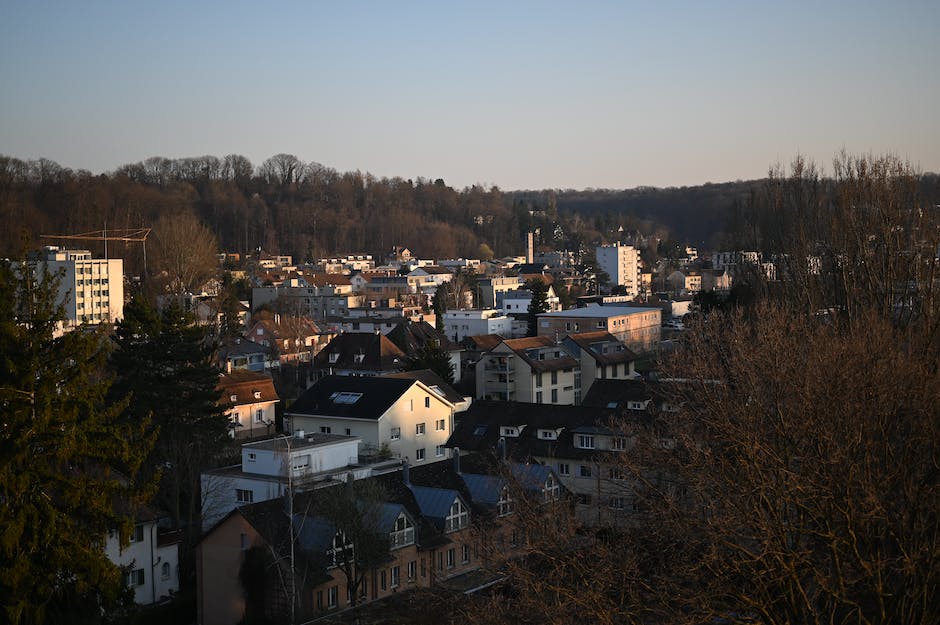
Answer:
[0,260,151,624]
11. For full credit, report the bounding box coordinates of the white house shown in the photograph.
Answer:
[200,433,404,531]
[285,375,460,466]
[104,507,180,605]
[442,309,512,343]
[217,370,280,439]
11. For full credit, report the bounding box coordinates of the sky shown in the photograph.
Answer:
[1,0,938,190]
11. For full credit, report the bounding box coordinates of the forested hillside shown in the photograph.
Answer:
[6,153,932,272]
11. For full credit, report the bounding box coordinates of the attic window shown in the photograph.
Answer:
[329,353,339,363]
[253,391,262,399]
[429,385,445,397]
[330,392,363,405]
[501,426,518,438]
[230,394,238,403]
[472,425,488,437]
[539,429,557,440]
[354,353,365,364]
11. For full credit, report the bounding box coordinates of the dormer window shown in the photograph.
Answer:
[444,499,469,532]
[230,394,238,403]
[253,391,261,399]
[354,353,365,364]
[577,435,595,449]
[329,352,339,363]
[501,426,519,438]
[389,513,415,549]
[539,429,557,440]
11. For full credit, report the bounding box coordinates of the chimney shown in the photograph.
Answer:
[453,447,461,473]
[402,458,410,485]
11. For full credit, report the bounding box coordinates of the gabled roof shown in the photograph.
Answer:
[564,331,638,366]
[497,336,580,373]
[581,379,663,410]
[446,400,617,461]
[217,371,280,406]
[313,332,406,372]
[462,334,504,351]
[383,369,465,406]
[305,273,352,287]
[287,375,417,420]
[408,485,461,524]
[386,320,461,354]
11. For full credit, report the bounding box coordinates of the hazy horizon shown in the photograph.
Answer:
[2,1,938,191]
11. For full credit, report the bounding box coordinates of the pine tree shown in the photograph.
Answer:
[526,278,550,337]
[0,259,151,625]
[110,296,229,533]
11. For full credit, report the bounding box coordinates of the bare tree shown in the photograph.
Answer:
[149,212,219,295]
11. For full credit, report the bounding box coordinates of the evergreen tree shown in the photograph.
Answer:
[110,296,229,533]
[526,278,550,337]
[405,341,455,385]
[0,260,151,625]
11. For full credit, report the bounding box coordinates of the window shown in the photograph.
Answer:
[415,448,425,461]
[390,565,401,587]
[255,409,264,423]
[435,418,446,431]
[390,514,415,548]
[579,464,593,478]
[416,423,426,436]
[345,427,352,436]
[381,570,387,590]
[320,426,332,434]
[130,524,144,543]
[407,560,417,580]
[609,466,627,480]
[254,391,262,399]
[540,429,556,440]
[578,435,595,449]
[327,586,338,608]
[230,394,238,402]
[236,489,254,503]
[535,372,543,387]
[446,548,456,569]
[544,475,560,501]
[390,427,401,440]
[161,562,171,580]
[612,437,627,451]
[329,352,339,363]
[435,444,445,457]
[575,493,592,505]
[497,487,513,516]
[247,452,256,462]
[445,499,469,532]
[609,496,626,510]
[462,544,471,564]
[551,371,558,385]
[557,462,570,476]
[124,568,145,587]
[425,396,430,408]
[535,391,543,404]
[551,389,558,402]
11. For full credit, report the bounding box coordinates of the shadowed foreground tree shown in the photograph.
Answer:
[0,260,151,625]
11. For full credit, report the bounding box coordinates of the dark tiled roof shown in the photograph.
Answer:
[581,379,659,409]
[313,332,406,372]
[564,332,638,366]
[383,369,465,406]
[287,375,415,419]
[386,320,461,354]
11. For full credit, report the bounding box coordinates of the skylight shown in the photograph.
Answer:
[331,392,363,405]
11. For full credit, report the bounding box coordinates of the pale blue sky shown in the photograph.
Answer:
[1,1,938,189]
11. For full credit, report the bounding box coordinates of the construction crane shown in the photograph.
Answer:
[40,228,152,274]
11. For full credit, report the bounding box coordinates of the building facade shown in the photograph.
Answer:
[595,243,640,298]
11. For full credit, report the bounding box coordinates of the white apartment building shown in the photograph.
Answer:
[442,309,512,342]
[29,246,124,329]
[200,433,404,531]
[595,243,640,298]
